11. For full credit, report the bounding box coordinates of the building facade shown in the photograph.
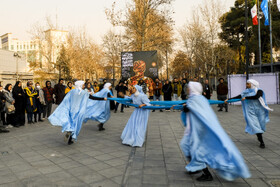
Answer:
[0,49,33,86]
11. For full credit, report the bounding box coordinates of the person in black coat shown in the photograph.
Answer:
[114,81,128,113]
[12,81,26,126]
[162,80,172,101]
[203,79,212,100]
[54,78,66,105]
[0,84,7,126]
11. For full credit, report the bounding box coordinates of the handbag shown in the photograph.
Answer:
[6,103,15,113]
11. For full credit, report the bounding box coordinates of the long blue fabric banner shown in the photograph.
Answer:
[105,97,241,110]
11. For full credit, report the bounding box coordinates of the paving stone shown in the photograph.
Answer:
[45,171,73,182]
[87,162,111,172]
[77,172,106,184]
[14,169,41,180]
[98,167,123,178]
[0,174,18,184]
[90,179,119,187]
[143,174,168,185]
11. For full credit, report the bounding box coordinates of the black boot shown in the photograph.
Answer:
[34,114,37,123]
[98,123,105,131]
[64,131,72,143]
[68,135,74,145]
[196,168,213,181]
[257,133,265,148]
[38,115,43,122]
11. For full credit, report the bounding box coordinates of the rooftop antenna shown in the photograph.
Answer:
[56,8,58,29]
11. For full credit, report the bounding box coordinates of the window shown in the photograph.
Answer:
[11,45,14,50]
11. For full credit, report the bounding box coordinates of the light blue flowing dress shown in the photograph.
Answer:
[84,88,111,124]
[241,88,269,135]
[121,85,151,147]
[48,89,89,140]
[180,94,251,181]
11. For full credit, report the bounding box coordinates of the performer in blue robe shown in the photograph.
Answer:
[121,85,151,147]
[48,81,107,145]
[180,82,250,181]
[226,79,273,148]
[84,83,112,131]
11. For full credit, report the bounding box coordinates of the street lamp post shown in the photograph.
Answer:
[13,52,21,81]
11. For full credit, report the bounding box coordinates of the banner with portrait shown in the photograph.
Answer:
[121,50,158,96]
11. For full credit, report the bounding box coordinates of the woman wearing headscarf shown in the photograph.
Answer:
[121,85,151,147]
[226,79,273,148]
[84,83,113,131]
[3,84,17,127]
[84,82,94,95]
[65,81,75,94]
[179,82,250,181]
[48,80,108,145]
[34,82,46,122]
[12,81,26,126]
[42,81,54,118]
[24,81,38,124]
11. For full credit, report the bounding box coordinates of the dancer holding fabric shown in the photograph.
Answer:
[48,81,107,145]
[225,79,273,148]
[84,83,113,131]
[121,85,151,147]
[179,81,250,181]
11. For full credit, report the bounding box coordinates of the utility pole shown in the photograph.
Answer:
[14,53,21,81]
[245,0,249,80]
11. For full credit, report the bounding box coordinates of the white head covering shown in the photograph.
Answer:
[104,83,112,90]
[247,79,259,92]
[74,80,85,94]
[188,81,203,97]
[247,79,273,111]
[133,85,143,97]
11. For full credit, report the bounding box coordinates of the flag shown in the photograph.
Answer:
[261,0,269,26]
[251,4,258,25]
[277,0,280,12]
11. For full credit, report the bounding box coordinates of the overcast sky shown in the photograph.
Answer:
[0,0,236,44]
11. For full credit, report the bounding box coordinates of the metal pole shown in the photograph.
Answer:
[269,0,273,72]
[166,48,169,80]
[258,0,262,73]
[16,57,19,81]
[245,0,249,80]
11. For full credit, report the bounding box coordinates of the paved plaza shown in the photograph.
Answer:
[0,101,280,187]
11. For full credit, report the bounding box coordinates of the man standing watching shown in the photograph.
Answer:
[203,79,212,100]
[217,78,228,112]
[152,78,163,112]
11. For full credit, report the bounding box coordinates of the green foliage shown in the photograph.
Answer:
[57,45,72,80]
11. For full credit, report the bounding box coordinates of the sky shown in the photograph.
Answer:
[0,0,236,44]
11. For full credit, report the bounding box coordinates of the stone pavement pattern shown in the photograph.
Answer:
[0,103,280,187]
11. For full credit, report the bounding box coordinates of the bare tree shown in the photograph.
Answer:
[105,0,174,70]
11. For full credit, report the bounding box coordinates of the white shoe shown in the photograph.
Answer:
[6,125,13,129]
[42,118,45,120]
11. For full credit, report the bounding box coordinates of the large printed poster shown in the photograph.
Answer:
[121,50,158,82]
[121,51,158,95]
